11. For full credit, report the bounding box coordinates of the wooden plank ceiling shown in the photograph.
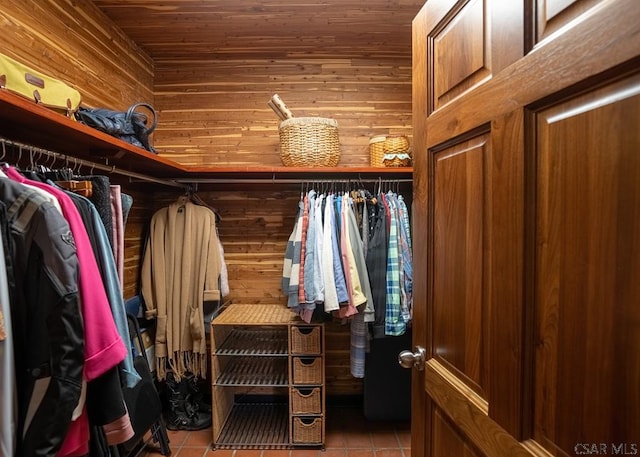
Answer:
[91,0,425,60]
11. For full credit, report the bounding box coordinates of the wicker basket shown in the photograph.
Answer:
[279,117,340,167]
[292,417,323,443]
[369,135,410,167]
[291,387,322,414]
[369,135,387,167]
[384,135,410,154]
[292,357,323,384]
[290,326,322,354]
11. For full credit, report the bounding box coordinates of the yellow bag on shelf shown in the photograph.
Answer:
[0,53,81,118]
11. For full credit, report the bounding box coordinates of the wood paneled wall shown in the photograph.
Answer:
[0,1,414,167]
[1,0,414,398]
[153,58,413,167]
[0,0,153,110]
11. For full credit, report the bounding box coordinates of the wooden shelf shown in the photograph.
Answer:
[178,166,413,182]
[0,90,412,184]
[0,90,185,178]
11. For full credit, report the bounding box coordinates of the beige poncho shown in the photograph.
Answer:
[141,197,221,380]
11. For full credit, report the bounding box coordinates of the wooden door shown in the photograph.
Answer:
[410,1,640,456]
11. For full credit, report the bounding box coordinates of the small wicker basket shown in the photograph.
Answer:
[292,417,323,443]
[279,117,340,167]
[290,326,322,354]
[292,357,323,384]
[291,387,322,414]
[369,134,411,167]
[369,135,387,167]
[384,135,410,154]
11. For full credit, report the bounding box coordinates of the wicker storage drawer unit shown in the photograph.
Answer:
[210,304,324,449]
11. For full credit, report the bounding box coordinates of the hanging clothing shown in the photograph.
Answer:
[217,236,230,298]
[81,175,113,249]
[4,166,128,457]
[329,194,349,305]
[283,199,303,310]
[321,194,339,313]
[5,167,126,378]
[396,194,413,322]
[338,193,364,318]
[303,190,316,304]
[65,190,139,388]
[313,193,325,305]
[350,310,367,378]
[346,195,373,313]
[189,193,229,300]
[281,184,412,378]
[0,204,16,457]
[384,193,406,336]
[298,194,310,306]
[110,185,125,289]
[366,197,388,339]
[141,198,222,381]
[0,178,85,457]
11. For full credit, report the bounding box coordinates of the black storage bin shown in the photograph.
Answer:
[363,328,412,421]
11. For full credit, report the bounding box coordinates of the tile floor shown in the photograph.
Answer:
[138,406,411,457]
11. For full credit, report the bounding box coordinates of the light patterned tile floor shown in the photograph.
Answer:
[139,406,410,457]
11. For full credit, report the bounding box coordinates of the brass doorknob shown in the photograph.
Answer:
[398,346,426,370]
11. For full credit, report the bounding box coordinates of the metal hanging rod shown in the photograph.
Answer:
[173,177,413,185]
[0,136,187,189]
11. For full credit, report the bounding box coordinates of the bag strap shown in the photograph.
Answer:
[125,103,158,135]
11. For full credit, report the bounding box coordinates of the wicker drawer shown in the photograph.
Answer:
[292,357,323,385]
[291,387,322,415]
[290,325,322,354]
[292,416,323,444]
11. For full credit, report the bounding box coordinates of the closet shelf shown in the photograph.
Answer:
[215,357,289,386]
[213,403,289,449]
[0,90,412,184]
[0,90,184,178]
[215,328,289,356]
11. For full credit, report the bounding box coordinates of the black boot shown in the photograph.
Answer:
[185,373,212,414]
[165,372,211,431]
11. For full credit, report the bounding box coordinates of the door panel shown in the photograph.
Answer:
[537,0,602,42]
[433,406,481,457]
[427,0,522,115]
[433,134,489,398]
[412,0,640,456]
[533,74,640,456]
[431,0,488,112]
[425,359,531,456]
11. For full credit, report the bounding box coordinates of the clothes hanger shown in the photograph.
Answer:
[0,141,6,163]
[190,190,222,222]
[55,155,93,197]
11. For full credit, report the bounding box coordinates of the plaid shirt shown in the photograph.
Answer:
[384,193,405,336]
